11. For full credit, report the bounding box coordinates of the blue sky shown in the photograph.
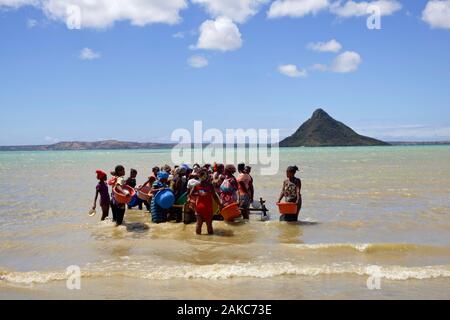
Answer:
[0,0,449,145]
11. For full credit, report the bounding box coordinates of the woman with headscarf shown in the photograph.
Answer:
[190,168,222,235]
[211,163,225,195]
[278,166,302,222]
[168,166,187,222]
[150,171,170,223]
[219,164,239,208]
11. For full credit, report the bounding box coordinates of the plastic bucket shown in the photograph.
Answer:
[154,189,175,209]
[220,202,241,221]
[113,185,136,204]
[277,202,297,215]
[137,186,151,201]
[175,192,188,205]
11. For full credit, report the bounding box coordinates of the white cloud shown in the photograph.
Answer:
[188,55,209,68]
[26,18,37,28]
[268,0,329,18]
[422,0,450,29]
[307,39,342,52]
[267,0,401,19]
[330,0,402,18]
[356,124,450,141]
[0,0,37,8]
[173,31,185,38]
[278,64,308,78]
[192,0,268,23]
[330,51,362,73]
[44,136,59,143]
[310,63,328,71]
[79,48,101,60]
[1,0,188,29]
[193,17,242,51]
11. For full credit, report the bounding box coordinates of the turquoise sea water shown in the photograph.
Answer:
[0,146,449,299]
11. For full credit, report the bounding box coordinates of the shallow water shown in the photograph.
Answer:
[0,146,449,299]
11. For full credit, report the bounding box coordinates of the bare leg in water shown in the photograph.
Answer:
[205,217,214,235]
[295,195,302,221]
[100,204,110,221]
[196,214,204,235]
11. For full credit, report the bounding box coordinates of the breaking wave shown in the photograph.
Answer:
[1,262,450,285]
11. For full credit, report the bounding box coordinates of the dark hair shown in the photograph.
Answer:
[237,163,246,172]
[287,165,299,173]
[130,168,137,175]
[112,165,125,176]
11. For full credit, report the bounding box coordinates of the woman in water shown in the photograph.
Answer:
[190,169,222,235]
[219,164,239,208]
[92,170,110,221]
[149,171,170,223]
[278,166,302,222]
[211,163,225,195]
[109,165,128,226]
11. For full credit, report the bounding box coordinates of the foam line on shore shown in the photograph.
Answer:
[1,262,450,285]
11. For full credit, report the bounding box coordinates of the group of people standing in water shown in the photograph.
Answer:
[92,162,302,235]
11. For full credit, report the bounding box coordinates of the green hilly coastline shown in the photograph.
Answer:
[280,109,390,147]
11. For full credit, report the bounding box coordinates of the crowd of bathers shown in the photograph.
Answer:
[92,163,302,235]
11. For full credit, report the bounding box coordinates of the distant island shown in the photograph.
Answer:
[280,109,390,147]
[0,140,174,151]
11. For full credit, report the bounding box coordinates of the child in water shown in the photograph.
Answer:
[92,170,110,221]
[190,169,222,235]
[126,168,143,210]
[126,169,138,188]
[109,165,128,226]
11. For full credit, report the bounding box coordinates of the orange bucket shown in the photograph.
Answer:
[277,202,298,215]
[137,186,151,201]
[113,185,136,204]
[220,202,241,221]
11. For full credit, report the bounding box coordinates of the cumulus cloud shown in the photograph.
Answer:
[330,51,362,73]
[79,48,101,60]
[267,0,401,19]
[188,55,209,68]
[278,64,308,78]
[422,0,450,29]
[0,0,37,8]
[192,0,268,23]
[268,0,329,18]
[193,17,242,51]
[307,39,342,52]
[329,0,402,18]
[1,0,188,28]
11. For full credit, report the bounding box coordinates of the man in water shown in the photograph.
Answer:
[237,163,253,220]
